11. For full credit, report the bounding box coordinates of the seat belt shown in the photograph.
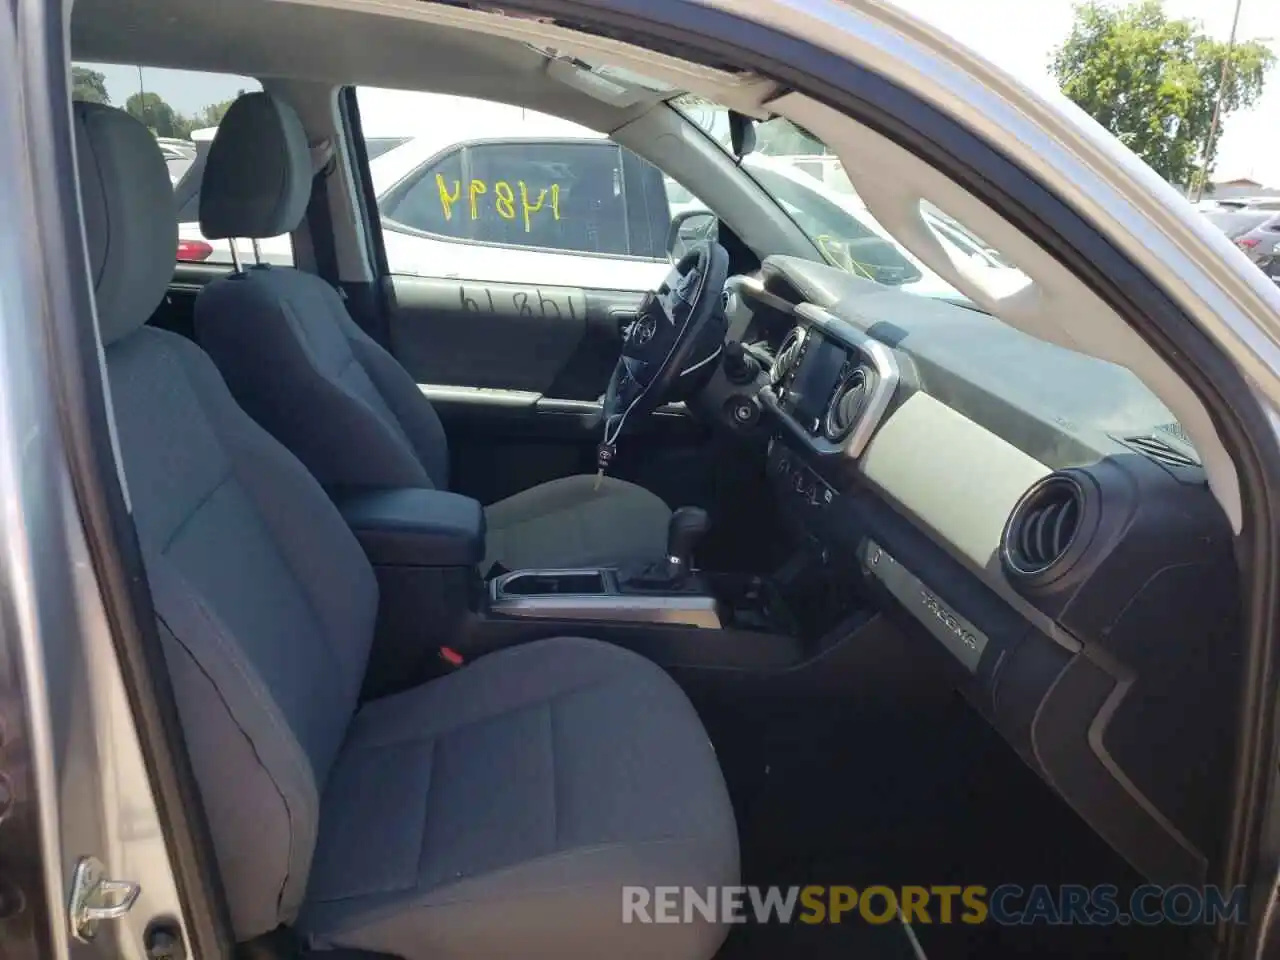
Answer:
[305,147,344,297]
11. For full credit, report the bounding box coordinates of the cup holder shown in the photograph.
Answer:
[496,570,608,597]
[489,567,720,629]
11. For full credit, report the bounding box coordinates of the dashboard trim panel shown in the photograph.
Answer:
[726,273,796,317]
[741,255,1238,890]
[788,302,902,460]
[861,538,989,672]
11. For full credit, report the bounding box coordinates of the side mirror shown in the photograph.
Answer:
[667,210,719,263]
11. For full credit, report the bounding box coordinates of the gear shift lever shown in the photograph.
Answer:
[665,507,710,583]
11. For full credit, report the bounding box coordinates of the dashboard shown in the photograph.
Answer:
[707,255,1239,890]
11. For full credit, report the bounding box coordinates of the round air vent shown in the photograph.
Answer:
[770,327,806,386]
[824,366,875,441]
[1002,474,1092,583]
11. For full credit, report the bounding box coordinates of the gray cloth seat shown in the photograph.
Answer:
[76,100,736,959]
[192,92,670,572]
[300,637,736,958]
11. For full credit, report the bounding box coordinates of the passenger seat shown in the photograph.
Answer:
[192,92,672,574]
[75,99,737,959]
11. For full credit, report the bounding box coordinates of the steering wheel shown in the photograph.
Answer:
[602,239,730,437]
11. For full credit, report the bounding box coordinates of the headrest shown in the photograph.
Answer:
[199,93,312,240]
[73,102,178,347]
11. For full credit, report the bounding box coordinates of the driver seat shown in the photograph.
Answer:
[194,93,670,572]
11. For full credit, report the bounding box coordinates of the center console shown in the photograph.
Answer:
[336,487,485,698]
[336,484,877,699]
[489,568,720,628]
[488,507,722,628]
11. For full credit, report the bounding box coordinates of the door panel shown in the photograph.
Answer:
[431,394,710,507]
[388,271,712,505]
[387,274,646,400]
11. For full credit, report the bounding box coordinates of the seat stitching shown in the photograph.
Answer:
[147,406,345,692]
[490,490,651,548]
[275,283,339,374]
[350,674,621,750]
[415,736,438,884]
[169,333,349,685]
[156,613,300,919]
[168,581,317,790]
[160,470,234,552]
[277,297,417,452]
[152,574,316,920]
[308,836,712,909]
[489,487,615,530]
[547,701,558,849]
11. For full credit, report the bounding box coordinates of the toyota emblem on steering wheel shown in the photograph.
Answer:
[628,314,657,347]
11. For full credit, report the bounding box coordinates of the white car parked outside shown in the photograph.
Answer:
[175,96,1027,303]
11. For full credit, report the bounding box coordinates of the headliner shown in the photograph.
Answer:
[70,0,773,132]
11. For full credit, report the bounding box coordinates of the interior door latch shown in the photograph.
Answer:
[69,856,141,942]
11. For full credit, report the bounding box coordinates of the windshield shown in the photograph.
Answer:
[669,98,1189,453]
[743,163,921,286]
[671,98,1034,305]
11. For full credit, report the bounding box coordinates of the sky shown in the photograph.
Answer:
[888,0,1280,184]
[80,0,1280,186]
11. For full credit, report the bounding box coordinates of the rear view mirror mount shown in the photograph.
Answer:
[729,111,756,160]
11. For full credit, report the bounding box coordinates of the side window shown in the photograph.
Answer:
[383,149,465,238]
[357,87,678,279]
[464,141,628,256]
[384,140,671,259]
[71,62,293,267]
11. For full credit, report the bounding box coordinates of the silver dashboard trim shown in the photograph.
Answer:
[490,594,721,629]
[489,568,721,629]
[418,385,688,417]
[418,383,540,406]
[725,274,798,316]
[793,302,901,460]
[862,539,989,672]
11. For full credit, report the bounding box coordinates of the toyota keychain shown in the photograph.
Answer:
[594,441,615,491]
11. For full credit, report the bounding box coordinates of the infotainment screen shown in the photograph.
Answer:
[785,333,851,435]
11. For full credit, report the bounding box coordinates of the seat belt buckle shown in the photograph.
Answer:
[438,646,465,669]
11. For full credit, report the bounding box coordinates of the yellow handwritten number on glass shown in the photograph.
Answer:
[437,178,564,230]
[436,175,461,221]
[469,179,488,220]
[519,182,547,233]
[494,182,516,220]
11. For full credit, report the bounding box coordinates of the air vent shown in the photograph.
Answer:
[1155,421,1192,446]
[824,366,875,441]
[1003,475,1086,579]
[1123,434,1200,468]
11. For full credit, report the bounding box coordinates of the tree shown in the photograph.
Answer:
[71,66,110,105]
[1050,1,1274,186]
[193,94,242,130]
[125,91,193,139]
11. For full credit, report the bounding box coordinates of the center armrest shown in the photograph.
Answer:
[335,488,485,568]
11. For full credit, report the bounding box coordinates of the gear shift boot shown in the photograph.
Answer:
[621,506,709,591]
[664,506,709,581]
